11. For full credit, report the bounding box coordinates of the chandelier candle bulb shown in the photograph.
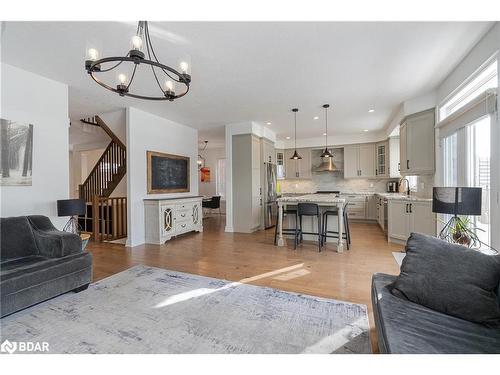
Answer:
[180,61,189,74]
[131,35,143,50]
[88,48,99,61]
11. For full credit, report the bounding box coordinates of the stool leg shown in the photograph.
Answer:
[317,215,322,252]
[344,211,351,249]
[274,210,279,246]
[299,215,303,243]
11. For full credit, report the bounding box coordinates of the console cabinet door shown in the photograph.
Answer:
[160,205,176,238]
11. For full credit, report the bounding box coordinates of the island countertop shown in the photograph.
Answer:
[277,193,346,205]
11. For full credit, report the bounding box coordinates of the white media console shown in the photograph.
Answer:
[144,196,203,244]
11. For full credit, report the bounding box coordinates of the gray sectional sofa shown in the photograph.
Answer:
[372,273,500,353]
[1,215,93,318]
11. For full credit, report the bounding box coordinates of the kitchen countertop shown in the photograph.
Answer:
[280,191,432,202]
[278,193,346,204]
[375,192,432,202]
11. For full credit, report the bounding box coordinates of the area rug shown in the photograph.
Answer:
[392,251,406,267]
[0,265,371,354]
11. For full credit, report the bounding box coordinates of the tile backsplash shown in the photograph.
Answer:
[279,172,434,198]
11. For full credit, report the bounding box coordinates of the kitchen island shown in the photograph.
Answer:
[276,194,347,252]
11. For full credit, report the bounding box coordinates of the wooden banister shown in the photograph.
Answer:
[78,115,127,203]
[92,196,127,242]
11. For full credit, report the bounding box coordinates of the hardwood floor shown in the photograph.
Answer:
[86,215,403,352]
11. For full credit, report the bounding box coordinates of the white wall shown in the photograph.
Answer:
[198,147,225,197]
[0,63,69,228]
[126,107,198,247]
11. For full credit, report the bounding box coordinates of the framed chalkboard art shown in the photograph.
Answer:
[147,151,190,194]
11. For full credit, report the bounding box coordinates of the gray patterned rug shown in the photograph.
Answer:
[0,265,371,353]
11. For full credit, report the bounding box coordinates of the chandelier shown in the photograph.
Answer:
[84,21,191,101]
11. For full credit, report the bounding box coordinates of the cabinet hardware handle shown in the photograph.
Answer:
[410,203,412,213]
[407,160,410,170]
[398,162,400,171]
[375,169,378,175]
[405,203,408,213]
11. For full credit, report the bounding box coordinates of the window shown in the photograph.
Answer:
[439,58,497,121]
[216,158,226,198]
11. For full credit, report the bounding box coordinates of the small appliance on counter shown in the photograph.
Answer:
[387,181,398,193]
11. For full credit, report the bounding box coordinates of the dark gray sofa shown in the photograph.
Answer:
[372,273,500,354]
[1,215,92,318]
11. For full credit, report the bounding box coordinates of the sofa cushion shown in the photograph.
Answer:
[391,233,500,325]
[0,252,92,296]
[0,217,39,260]
[373,273,500,354]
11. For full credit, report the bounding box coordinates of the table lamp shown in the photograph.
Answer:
[57,198,86,234]
[432,187,482,248]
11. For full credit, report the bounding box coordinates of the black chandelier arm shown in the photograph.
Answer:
[144,22,182,83]
[126,63,138,90]
[89,72,189,101]
[143,26,168,93]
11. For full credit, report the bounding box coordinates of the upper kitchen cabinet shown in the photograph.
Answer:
[344,144,376,178]
[284,148,312,179]
[261,138,275,164]
[389,136,401,178]
[375,140,389,177]
[399,108,436,175]
[275,149,285,179]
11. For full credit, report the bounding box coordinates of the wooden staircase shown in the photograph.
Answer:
[78,115,126,203]
[78,115,127,241]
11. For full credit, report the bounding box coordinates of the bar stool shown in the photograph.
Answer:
[322,202,351,250]
[297,203,323,252]
[274,207,300,249]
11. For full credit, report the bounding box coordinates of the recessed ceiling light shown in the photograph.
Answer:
[363,129,369,132]
[323,133,327,136]
[266,122,272,125]
[286,136,291,140]
[313,116,319,120]
[368,109,375,113]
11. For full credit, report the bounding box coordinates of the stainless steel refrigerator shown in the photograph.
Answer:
[263,162,278,229]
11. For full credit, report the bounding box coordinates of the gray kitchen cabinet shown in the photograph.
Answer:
[343,144,376,178]
[388,200,435,243]
[399,108,435,175]
[366,195,378,220]
[261,138,275,164]
[284,148,312,179]
[389,136,401,178]
[275,149,285,179]
[232,134,262,233]
[376,141,389,177]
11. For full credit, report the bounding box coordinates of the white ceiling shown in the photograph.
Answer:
[1,21,493,142]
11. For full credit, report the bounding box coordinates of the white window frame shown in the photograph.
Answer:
[439,55,498,122]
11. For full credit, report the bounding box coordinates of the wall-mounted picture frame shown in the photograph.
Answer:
[147,151,190,194]
[0,119,34,186]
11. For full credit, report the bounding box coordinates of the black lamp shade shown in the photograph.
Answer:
[432,187,482,216]
[57,199,86,217]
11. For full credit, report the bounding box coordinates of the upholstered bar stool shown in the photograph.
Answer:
[322,202,351,250]
[274,206,300,249]
[297,203,323,252]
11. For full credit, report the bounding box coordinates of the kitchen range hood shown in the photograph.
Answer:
[314,155,338,172]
